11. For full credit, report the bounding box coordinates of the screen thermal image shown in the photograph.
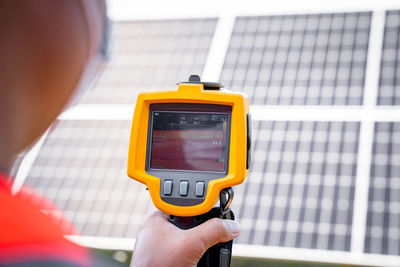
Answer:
[150,112,229,172]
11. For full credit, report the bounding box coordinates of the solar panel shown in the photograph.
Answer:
[9,8,400,266]
[25,120,154,238]
[365,122,400,255]
[220,13,370,105]
[231,121,360,251]
[80,19,217,105]
[378,11,400,105]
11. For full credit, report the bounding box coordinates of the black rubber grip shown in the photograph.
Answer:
[169,208,235,267]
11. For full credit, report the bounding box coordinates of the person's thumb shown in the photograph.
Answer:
[187,218,241,251]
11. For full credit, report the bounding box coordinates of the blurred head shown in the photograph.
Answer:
[0,0,107,172]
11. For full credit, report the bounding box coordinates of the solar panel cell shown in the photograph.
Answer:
[365,122,400,255]
[232,121,360,251]
[24,120,154,238]
[221,13,371,105]
[378,11,400,105]
[78,19,217,105]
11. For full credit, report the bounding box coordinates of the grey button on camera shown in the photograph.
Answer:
[163,180,173,195]
[179,181,189,196]
[195,182,205,197]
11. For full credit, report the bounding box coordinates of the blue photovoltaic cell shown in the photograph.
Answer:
[231,121,360,251]
[378,10,400,105]
[220,12,371,105]
[24,120,154,238]
[365,122,400,255]
[78,19,217,105]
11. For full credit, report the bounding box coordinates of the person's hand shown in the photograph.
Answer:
[130,211,241,267]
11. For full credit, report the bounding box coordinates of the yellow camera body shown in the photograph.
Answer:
[127,78,250,216]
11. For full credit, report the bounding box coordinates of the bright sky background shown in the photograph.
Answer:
[107,0,400,20]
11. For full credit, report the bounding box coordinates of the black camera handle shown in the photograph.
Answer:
[168,188,235,267]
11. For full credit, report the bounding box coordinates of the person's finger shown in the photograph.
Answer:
[187,218,241,250]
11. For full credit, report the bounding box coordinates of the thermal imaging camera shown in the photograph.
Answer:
[127,75,251,217]
[127,75,251,267]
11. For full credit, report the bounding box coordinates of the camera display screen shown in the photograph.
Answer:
[150,111,229,172]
